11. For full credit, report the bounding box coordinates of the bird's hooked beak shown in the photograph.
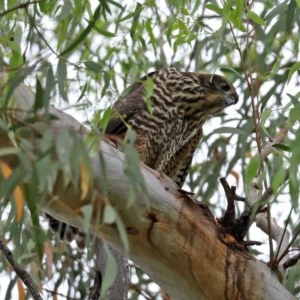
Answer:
[225,93,239,106]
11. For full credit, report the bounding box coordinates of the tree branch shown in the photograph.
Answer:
[0,235,43,300]
[0,73,295,300]
[0,1,40,18]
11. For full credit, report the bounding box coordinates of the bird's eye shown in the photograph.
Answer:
[220,81,230,92]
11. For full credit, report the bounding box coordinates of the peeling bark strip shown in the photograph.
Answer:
[0,74,295,299]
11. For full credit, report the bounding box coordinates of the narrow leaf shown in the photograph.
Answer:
[99,106,112,132]
[272,143,291,152]
[247,11,265,26]
[130,3,143,38]
[60,4,101,56]
[260,108,271,137]
[245,155,260,185]
[94,26,116,37]
[34,77,44,112]
[101,243,118,296]
[84,61,103,73]
[213,127,248,135]
[205,3,222,15]
[44,66,55,111]
[287,62,300,83]
[57,59,68,101]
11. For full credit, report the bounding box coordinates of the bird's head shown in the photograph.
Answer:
[198,73,239,115]
[161,69,238,119]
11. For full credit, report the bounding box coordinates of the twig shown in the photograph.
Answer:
[255,212,290,266]
[42,287,78,300]
[274,207,293,265]
[0,235,43,300]
[0,0,40,18]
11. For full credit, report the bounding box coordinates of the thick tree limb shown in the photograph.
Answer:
[0,74,295,299]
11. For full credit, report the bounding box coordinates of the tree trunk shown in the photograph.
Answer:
[0,73,295,300]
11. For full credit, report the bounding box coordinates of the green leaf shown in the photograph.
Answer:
[24,174,46,261]
[205,3,222,15]
[84,61,103,73]
[145,20,157,55]
[130,3,143,38]
[213,127,248,135]
[260,108,271,138]
[55,129,73,186]
[44,66,55,112]
[57,59,68,101]
[39,0,56,15]
[60,4,101,56]
[231,0,245,30]
[289,131,300,207]
[286,0,296,33]
[77,83,88,103]
[219,65,245,81]
[271,168,286,193]
[94,25,116,37]
[287,93,300,109]
[0,37,23,68]
[245,155,260,186]
[101,71,111,97]
[287,93,300,126]
[123,129,149,206]
[296,0,300,8]
[247,11,265,26]
[34,77,44,112]
[100,243,118,297]
[99,106,112,132]
[287,62,300,83]
[272,143,291,152]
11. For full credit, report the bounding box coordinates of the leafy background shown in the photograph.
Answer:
[0,0,299,299]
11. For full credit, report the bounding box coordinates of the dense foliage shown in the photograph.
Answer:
[0,0,299,298]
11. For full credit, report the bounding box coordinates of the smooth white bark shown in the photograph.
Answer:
[0,73,295,300]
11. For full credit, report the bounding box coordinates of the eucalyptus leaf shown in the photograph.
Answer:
[213,127,248,136]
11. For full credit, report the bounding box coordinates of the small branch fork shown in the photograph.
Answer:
[0,235,43,300]
[218,177,260,245]
[218,176,297,270]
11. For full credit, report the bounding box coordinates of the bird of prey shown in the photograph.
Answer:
[46,67,238,248]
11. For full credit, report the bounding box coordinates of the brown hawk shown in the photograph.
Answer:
[46,67,238,248]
